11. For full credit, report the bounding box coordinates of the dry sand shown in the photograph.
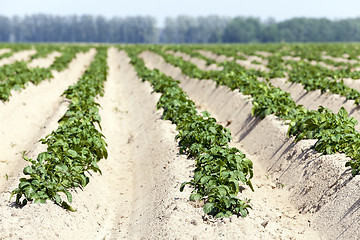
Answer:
[1,47,359,240]
[0,49,97,238]
[197,50,269,72]
[197,49,234,62]
[0,49,11,56]
[166,50,222,71]
[0,49,37,67]
[0,48,214,240]
[27,51,62,68]
[235,59,270,72]
[0,48,96,192]
[237,52,270,71]
[282,54,360,72]
[140,50,360,240]
[321,54,359,65]
[255,51,273,57]
[140,50,323,240]
[197,50,360,132]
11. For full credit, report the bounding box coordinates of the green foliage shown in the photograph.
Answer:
[0,62,53,101]
[0,45,89,101]
[0,44,32,60]
[50,46,90,72]
[287,60,360,104]
[30,44,61,60]
[288,106,360,175]
[152,44,360,176]
[175,112,232,157]
[11,47,108,210]
[184,146,253,218]
[125,46,254,218]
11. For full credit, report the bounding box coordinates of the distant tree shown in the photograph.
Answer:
[160,17,178,43]
[260,18,279,42]
[159,15,230,43]
[2,14,360,43]
[94,16,110,42]
[222,17,262,43]
[0,16,11,41]
[196,16,230,43]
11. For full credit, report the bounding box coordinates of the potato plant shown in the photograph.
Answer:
[0,45,90,101]
[154,45,360,176]
[125,46,254,218]
[11,47,108,211]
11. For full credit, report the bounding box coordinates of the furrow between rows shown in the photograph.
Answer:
[139,50,360,240]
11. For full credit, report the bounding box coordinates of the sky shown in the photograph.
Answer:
[1,0,360,27]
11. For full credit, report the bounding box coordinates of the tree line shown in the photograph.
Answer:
[0,15,157,43]
[0,14,360,43]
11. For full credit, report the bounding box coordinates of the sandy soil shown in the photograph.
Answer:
[264,78,360,131]
[0,49,37,67]
[141,50,360,239]
[197,50,269,72]
[0,48,210,240]
[197,50,360,131]
[282,54,360,72]
[1,47,359,240]
[255,51,273,57]
[27,51,62,68]
[282,56,302,62]
[0,49,11,56]
[0,49,98,239]
[342,78,360,90]
[0,48,96,192]
[236,59,269,72]
[197,49,234,62]
[321,54,359,65]
[237,52,269,67]
[166,50,222,71]
[140,50,322,240]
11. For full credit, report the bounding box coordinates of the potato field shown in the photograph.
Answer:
[0,43,360,239]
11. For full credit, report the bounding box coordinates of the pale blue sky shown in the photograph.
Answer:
[1,0,360,26]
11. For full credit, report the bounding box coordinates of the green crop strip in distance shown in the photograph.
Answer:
[165,45,216,66]
[30,44,61,60]
[196,44,360,97]
[0,62,53,101]
[286,60,360,104]
[0,43,33,60]
[11,46,108,211]
[205,45,360,104]
[0,45,90,101]
[151,45,360,176]
[124,46,253,218]
[277,43,360,68]
[0,52,13,60]
[50,45,91,72]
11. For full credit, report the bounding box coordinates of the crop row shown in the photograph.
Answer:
[11,47,108,211]
[151,46,360,176]
[0,44,32,60]
[194,45,360,105]
[0,45,90,101]
[200,43,360,67]
[124,46,254,218]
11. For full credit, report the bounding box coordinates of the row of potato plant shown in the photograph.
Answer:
[177,44,360,107]
[277,44,360,68]
[0,44,32,60]
[204,43,360,68]
[0,45,90,101]
[154,46,360,176]
[30,44,61,60]
[11,47,108,211]
[124,46,254,218]
[203,45,360,104]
